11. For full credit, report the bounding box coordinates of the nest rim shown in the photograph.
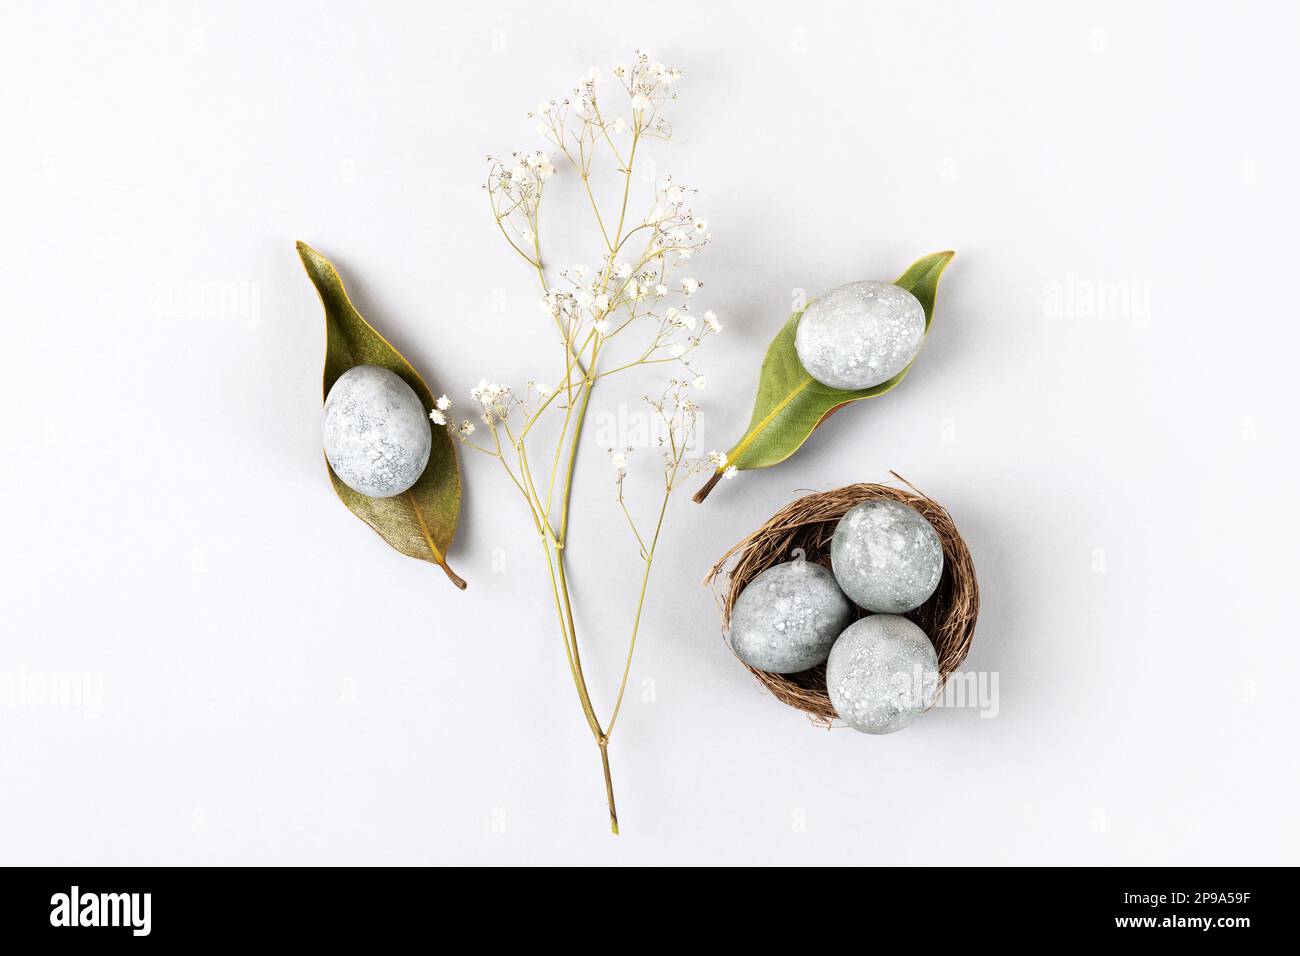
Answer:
[704,473,979,727]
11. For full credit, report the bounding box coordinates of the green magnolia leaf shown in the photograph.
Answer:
[694,251,954,502]
[297,241,466,589]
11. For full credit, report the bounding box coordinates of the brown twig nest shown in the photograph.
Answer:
[703,473,979,727]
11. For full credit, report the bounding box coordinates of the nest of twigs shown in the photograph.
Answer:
[703,474,979,727]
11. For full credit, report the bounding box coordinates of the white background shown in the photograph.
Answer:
[2,0,1297,866]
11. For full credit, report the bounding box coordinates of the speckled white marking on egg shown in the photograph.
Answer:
[831,499,944,613]
[729,557,854,673]
[794,280,925,390]
[322,365,431,498]
[826,614,939,735]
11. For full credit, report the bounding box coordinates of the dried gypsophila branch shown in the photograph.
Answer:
[441,51,732,832]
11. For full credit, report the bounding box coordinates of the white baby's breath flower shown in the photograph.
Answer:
[436,394,451,411]
[471,380,513,409]
[460,420,476,437]
[429,409,446,426]
[723,465,738,480]
[482,48,726,818]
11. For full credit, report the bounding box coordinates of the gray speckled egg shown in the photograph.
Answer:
[831,499,944,613]
[729,557,854,673]
[322,365,431,498]
[827,614,939,734]
[794,280,925,390]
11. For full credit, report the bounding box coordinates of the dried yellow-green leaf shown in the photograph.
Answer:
[297,241,465,588]
[695,251,954,502]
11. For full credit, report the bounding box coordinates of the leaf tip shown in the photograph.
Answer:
[919,250,955,273]
[296,240,322,266]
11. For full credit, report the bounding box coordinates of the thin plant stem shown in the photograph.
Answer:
[477,63,704,833]
[598,737,618,835]
[607,457,678,736]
